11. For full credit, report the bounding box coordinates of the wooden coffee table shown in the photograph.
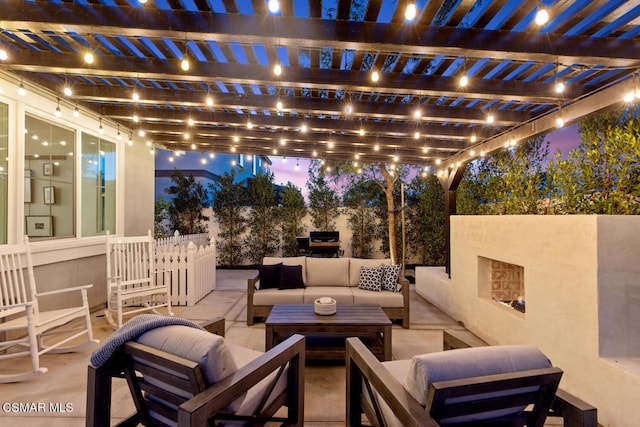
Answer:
[265,304,392,361]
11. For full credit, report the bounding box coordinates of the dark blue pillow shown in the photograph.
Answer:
[278,264,305,289]
[258,263,281,289]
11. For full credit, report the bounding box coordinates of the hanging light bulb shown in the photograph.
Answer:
[459,74,469,87]
[98,118,104,134]
[374,144,380,151]
[188,117,195,126]
[280,137,286,145]
[276,100,283,111]
[132,91,140,102]
[17,82,26,96]
[116,126,122,140]
[359,128,365,136]
[73,105,80,118]
[191,143,196,150]
[435,158,442,165]
[233,135,240,143]
[247,121,253,129]
[84,51,94,64]
[312,150,318,157]
[487,114,495,124]
[274,63,282,76]
[535,7,549,26]
[422,146,428,153]
[54,98,62,117]
[371,70,379,83]
[405,3,417,21]
[205,95,214,106]
[300,123,308,133]
[414,131,420,139]
[268,0,279,13]
[0,49,7,61]
[345,103,353,114]
[209,153,215,159]
[63,85,72,97]
[146,140,152,147]
[138,129,145,137]
[555,81,565,94]
[181,54,190,71]
[328,140,334,149]
[470,134,477,143]
[231,146,236,153]
[556,116,565,128]
[624,91,635,103]
[133,113,139,123]
[183,132,190,140]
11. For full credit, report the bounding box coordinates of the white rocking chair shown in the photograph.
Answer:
[0,236,98,383]
[105,231,173,329]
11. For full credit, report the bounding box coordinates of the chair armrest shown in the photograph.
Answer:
[247,273,259,294]
[178,334,305,427]
[198,317,225,337]
[551,388,598,427]
[346,337,439,427]
[36,283,93,297]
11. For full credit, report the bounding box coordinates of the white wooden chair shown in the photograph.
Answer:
[0,236,98,383]
[105,231,173,329]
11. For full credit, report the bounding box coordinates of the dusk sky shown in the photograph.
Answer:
[267,123,582,198]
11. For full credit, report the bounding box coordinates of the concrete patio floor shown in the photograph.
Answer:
[0,269,461,426]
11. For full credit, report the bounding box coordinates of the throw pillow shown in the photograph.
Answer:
[358,266,382,292]
[380,264,402,292]
[258,263,282,289]
[278,264,305,289]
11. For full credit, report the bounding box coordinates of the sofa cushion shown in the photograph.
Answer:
[403,345,552,408]
[136,325,243,412]
[352,288,404,307]
[306,257,350,287]
[358,266,383,291]
[380,264,402,292]
[253,288,304,305]
[303,286,354,304]
[258,263,282,289]
[349,258,392,286]
[265,256,308,284]
[278,264,305,289]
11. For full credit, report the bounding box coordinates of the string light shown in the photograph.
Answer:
[83,51,94,64]
[54,98,62,117]
[300,123,308,133]
[359,128,365,136]
[181,55,190,71]
[276,100,283,111]
[405,3,417,21]
[470,134,477,143]
[486,114,495,124]
[206,95,214,107]
[63,85,72,97]
[268,0,279,13]
[17,81,26,96]
[371,70,379,83]
[345,103,353,114]
[98,117,104,134]
[0,49,7,61]
[73,104,80,118]
[556,117,565,128]
[535,7,549,26]
[459,74,469,87]
[274,63,282,76]
[414,131,420,139]
[132,91,140,102]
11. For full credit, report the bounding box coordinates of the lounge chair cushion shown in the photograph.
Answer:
[404,345,552,407]
[136,325,244,412]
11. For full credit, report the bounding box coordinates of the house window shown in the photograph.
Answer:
[81,132,116,236]
[24,115,75,239]
[0,102,7,244]
[237,154,244,168]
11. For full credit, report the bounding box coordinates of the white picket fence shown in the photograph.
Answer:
[156,231,210,248]
[154,238,216,306]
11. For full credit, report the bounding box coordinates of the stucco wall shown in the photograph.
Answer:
[416,215,640,427]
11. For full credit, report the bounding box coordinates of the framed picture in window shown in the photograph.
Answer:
[26,216,52,237]
[43,162,53,176]
[43,186,55,204]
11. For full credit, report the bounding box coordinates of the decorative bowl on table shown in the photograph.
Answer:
[314,297,337,315]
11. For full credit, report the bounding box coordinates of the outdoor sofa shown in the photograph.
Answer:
[247,256,409,328]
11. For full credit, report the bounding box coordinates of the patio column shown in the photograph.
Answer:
[438,164,467,277]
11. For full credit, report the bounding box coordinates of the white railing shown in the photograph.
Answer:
[154,239,216,306]
[155,231,210,249]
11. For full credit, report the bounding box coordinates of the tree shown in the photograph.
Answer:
[343,178,379,258]
[210,170,247,267]
[406,174,446,265]
[547,106,640,214]
[278,182,308,257]
[164,170,210,234]
[457,136,550,214]
[153,197,171,238]
[245,171,280,263]
[306,166,340,230]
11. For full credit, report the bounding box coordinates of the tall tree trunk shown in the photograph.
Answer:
[378,164,398,264]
